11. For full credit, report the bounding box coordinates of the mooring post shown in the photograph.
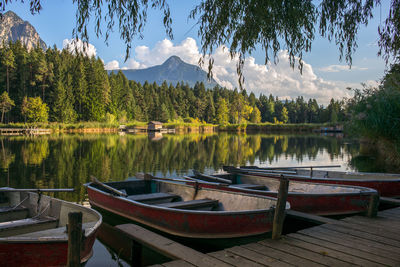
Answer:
[272,175,289,240]
[131,240,143,267]
[367,193,379,218]
[67,212,83,267]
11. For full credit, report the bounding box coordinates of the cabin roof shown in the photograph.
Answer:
[148,121,163,125]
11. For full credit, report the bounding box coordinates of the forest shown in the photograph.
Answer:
[0,41,344,125]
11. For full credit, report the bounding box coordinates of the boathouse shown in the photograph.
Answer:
[148,121,163,131]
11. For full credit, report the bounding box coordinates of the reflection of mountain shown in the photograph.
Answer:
[115,56,219,89]
[0,134,371,203]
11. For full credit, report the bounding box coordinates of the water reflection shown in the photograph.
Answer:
[0,133,381,203]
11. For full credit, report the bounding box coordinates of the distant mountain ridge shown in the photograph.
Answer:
[0,10,46,50]
[114,56,219,89]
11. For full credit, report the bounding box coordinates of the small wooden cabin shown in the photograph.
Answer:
[148,121,163,131]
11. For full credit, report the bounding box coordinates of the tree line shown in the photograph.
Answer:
[0,41,344,125]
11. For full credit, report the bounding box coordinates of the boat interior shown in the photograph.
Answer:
[289,169,400,180]
[196,173,370,194]
[92,179,279,212]
[0,191,100,240]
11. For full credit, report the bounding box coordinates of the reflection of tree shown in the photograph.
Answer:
[0,133,365,203]
[21,138,50,165]
[0,139,15,169]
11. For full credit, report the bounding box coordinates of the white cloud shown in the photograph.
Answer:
[63,39,97,58]
[319,64,368,73]
[106,38,367,105]
[104,60,120,70]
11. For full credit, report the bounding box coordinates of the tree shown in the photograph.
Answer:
[280,107,289,124]
[1,46,15,95]
[216,98,229,125]
[249,106,261,123]
[21,96,49,123]
[0,91,15,123]
[2,1,398,83]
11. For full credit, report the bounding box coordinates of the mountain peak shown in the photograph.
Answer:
[0,11,46,50]
[116,56,219,89]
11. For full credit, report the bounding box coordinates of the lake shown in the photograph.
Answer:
[0,132,388,265]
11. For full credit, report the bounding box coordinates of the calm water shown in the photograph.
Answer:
[0,132,388,266]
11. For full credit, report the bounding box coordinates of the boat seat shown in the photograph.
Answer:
[0,216,59,238]
[0,207,29,223]
[127,192,180,204]
[232,184,267,190]
[156,199,219,210]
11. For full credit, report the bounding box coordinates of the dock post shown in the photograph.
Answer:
[272,175,289,240]
[367,193,379,218]
[131,240,143,267]
[67,212,83,267]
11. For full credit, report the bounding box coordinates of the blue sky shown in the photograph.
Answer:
[4,1,390,104]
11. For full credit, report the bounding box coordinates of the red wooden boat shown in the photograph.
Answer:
[85,178,288,239]
[226,166,400,197]
[0,188,102,266]
[190,172,378,216]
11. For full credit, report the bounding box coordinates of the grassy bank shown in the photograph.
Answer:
[218,122,335,132]
[0,122,338,133]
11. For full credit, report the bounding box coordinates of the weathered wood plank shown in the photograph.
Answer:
[162,260,195,267]
[242,242,307,267]
[320,224,400,247]
[298,226,400,259]
[286,210,337,225]
[258,239,350,267]
[342,216,400,232]
[116,224,229,267]
[289,232,399,266]
[227,246,291,267]
[283,236,382,267]
[208,250,264,267]
[380,197,400,206]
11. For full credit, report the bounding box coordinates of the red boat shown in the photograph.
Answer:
[226,166,400,197]
[0,188,102,266]
[191,172,378,216]
[85,178,288,239]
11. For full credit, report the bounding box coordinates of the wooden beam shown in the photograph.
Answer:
[272,175,289,240]
[67,212,82,267]
[367,193,379,217]
[115,224,230,267]
[380,197,400,206]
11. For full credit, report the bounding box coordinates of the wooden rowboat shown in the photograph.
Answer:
[85,178,288,239]
[227,166,400,197]
[191,172,378,216]
[0,188,102,266]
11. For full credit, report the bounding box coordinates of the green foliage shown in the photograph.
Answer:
[21,96,49,123]
[0,43,345,126]
[347,63,400,150]
[0,91,15,123]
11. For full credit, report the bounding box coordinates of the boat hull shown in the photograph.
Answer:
[0,231,97,266]
[87,183,276,239]
[237,167,400,197]
[190,174,378,216]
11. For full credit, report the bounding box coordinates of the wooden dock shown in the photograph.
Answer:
[0,128,51,135]
[138,207,400,267]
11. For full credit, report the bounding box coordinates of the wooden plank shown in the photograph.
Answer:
[298,226,400,259]
[243,242,321,267]
[156,199,218,210]
[286,210,337,225]
[342,216,400,232]
[380,197,400,205]
[326,220,400,242]
[116,224,229,267]
[258,239,350,267]
[289,232,399,266]
[162,260,195,267]
[283,236,382,267]
[227,245,294,267]
[208,250,264,267]
[321,224,400,248]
